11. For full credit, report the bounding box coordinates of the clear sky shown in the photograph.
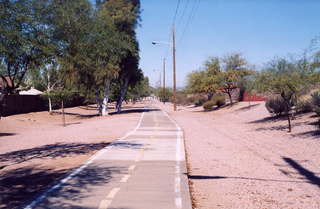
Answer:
[136,0,320,88]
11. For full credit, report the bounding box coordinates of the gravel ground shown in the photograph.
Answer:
[0,103,143,209]
[159,101,320,209]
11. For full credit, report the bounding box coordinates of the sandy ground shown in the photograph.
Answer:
[159,101,320,209]
[0,103,143,209]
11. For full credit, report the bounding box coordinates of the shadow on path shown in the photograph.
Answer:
[0,142,110,169]
[0,164,125,209]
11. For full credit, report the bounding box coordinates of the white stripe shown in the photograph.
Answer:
[106,187,120,199]
[98,200,112,209]
[175,197,182,209]
[120,174,130,183]
[22,111,145,209]
[128,165,136,170]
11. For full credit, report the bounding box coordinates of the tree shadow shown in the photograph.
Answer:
[282,157,320,189]
[233,103,260,112]
[187,175,307,184]
[291,130,320,139]
[254,121,312,132]
[109,141,144,149]
[51,111,99,119]
[0,142,110,169]
[109,108,159,115]
[0,164,125,209]
[247,115,285,124]
[0,133,16,137]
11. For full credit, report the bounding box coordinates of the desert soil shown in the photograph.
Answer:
[0,103,143,209]
[159,101,320,209]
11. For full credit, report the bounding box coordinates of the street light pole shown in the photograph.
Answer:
[152,24,177,111]
[172,25,177,111]
[163,58,166,104]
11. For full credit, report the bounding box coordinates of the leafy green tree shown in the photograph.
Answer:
[0,0,54,93]
[256,57,315,132]
[156,87,172,103]
[126,76,151,103]
[219,53,252,105]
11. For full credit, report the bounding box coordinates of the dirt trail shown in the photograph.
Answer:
[159,101,320,209]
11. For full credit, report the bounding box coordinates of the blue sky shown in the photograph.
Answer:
[136,0,320,87]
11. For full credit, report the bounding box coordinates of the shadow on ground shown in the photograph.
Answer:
[233,103,260,112]
[188,174,307,184]
[0,142,110,169]
[51,111,99,119]
[109,108,159,115]
[0,164,125,209]
[0,133,16,137]
[282,157,320,189]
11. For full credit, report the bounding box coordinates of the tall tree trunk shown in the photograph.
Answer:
[208,92,213,101]
[101,83,110,116]
[48,97,52,113]
[116,77,129,113]
[227,91,233,106]
[62,100,66,127]
[286,111,292,133]
[0,93,5,119]
[96,91,103,116]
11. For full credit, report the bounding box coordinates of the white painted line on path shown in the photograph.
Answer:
[98,199,113,209]
[23,111,146,209]
[120,174,131,183]
[106,187,120,199]
[128,165,136,171]
[175,197,182,209]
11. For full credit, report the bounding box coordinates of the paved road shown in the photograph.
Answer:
[24,106,192,209]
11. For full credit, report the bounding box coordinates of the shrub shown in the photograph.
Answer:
[315,106,320,117]
[296,99,313,113]
[194,97,206,106]
[265,96,287,116]
[212,95,226,108]
[311,91,320,107]
[203,101,215,111]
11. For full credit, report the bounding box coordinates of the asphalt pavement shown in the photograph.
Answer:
[23,105,192,209]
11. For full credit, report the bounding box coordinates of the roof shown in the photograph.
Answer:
[19,88,43,95]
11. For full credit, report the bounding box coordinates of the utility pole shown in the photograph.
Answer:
[172,24,177,111]
[163,58,166,104]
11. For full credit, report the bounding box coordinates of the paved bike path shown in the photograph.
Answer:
[24,108,192,209]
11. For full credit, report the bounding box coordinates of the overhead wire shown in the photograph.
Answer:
[178,0,201,46]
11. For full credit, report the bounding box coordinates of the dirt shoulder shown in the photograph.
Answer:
[159,101,320,209]
[0,103,143,209]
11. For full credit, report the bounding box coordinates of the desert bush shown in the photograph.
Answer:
[311,91,320,107]
[212,95,226,107]
[315,106,320,117]
[265,96,287,116]
[194,97,207,106]
[203,101,215,111]
[296,99,313,113]
[175,92,189,105]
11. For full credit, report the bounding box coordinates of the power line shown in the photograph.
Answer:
[178,0,200,45]
[172,0,182,24]
[177,0,190,31]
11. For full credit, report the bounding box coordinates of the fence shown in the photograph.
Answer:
[1,95,85,116]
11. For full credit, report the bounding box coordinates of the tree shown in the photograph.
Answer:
[219,53,252,105]
[186,57,221,100]
[101,0,141,113]
[256,57,315,132]
[0,0,54,93]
